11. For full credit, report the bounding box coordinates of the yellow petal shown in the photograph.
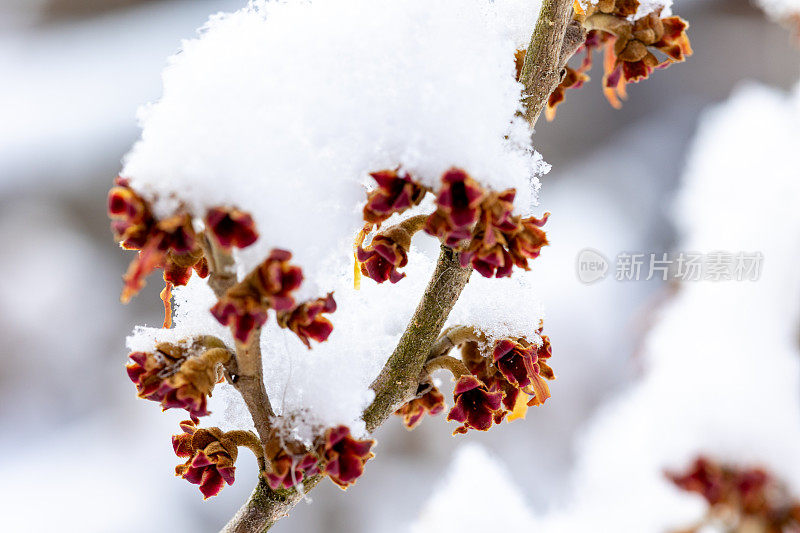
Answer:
[353,252,362,290]
[507,393,530,422]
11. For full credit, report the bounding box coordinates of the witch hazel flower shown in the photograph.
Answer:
[668,457,800,532]
[356,215,427,284]
[362,169,427,227]
[264,448,320,491]
[126,336,231,418]
[277,293,337,348]
[424,168,485,247]
[576,1,692,108]
[416,170,550,278]
[173,420,262,499]
[321,426,375,489]
[205,206,259,250]
[394,383,446,430]
[210,249,303,344]
[428,325,554,434]
[493,334,554,407]
[108,179,208,303]
[446,375,504,435]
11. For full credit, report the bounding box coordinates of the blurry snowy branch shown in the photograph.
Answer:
[106,0,694,531]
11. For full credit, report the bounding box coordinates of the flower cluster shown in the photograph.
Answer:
[172,420,240,499]
[108,178,208,303]
[425,170,548,278]
[210,249,302,343]
[535,0,692,118]
[579,1,692,108]
[394,384,446,430]
[210,249,337,347]
[668,457,800,532]
[263,425,375,491]
[358,168,548,283]
[449,332,554,434]
[108,181,263,327]
[126,337,230,419]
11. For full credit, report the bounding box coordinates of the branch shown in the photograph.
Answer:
[219,3,578,525]
[362,245,472,432]
[221,246,471,533]
[520,0,584,125]
[221,477,323,533]
[201,234,276,463]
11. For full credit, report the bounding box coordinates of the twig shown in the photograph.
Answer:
[201,234,276,466]
[424,355,470,379]
[427,325,485,361]
[362,245,472,432]
[520,0,583,125]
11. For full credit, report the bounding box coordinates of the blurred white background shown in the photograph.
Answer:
[0,0,798,531]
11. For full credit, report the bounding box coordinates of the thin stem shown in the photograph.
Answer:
[424,355,470,379]
[201,235,276,467]
[226,430,267,472]
[427,325,485,361]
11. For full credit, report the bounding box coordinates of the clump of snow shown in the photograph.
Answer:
[446,273,546,345]
[411,444,537,533]
[756,0,800,21]
[124,0,551,438]
[122,0,548,293]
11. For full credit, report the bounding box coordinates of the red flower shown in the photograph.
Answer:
[394,386,446,430]
[492,339,538,388]
[206,206,259,249]
[356,234,409,284]
[322,426,375,489]
[210,299,269,345]
[108,179,207,303]
[457,190,547,278]
[126,338,230,418]
[506,214,549,269]
[211,249,303,344]
[667,457,800,531]
[446,375,503,435]
[363,170,426,226]
[459,241,514,278]
[425,169,485,246]
[277,293,337,348]
[264,450,320,490]
[173,420,238,499]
